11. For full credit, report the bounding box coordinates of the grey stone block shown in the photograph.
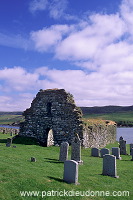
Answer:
[63,160,79,184]
[112,147,121,160]
[59,142,69,162]
[102,154,119,178]
[71,135,83,164]
[91,147,100,157]
[100,148,110,158]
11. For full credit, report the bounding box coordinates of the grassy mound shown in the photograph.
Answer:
[0,132,132,200]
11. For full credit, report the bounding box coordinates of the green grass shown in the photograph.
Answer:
[84,111,133,123]
[0,133,133,200]
[0,115,24,124]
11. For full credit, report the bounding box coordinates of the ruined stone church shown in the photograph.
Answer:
[19,89,84,146]
[19,88,116,147]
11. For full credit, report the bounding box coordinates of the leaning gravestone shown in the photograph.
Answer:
[59,142,69,162]
[100,148,110,158]
[63,160,79,184]
[91,147,100,157]
[6,138,12,147]
[119,138,127,155]
[71,134,83,164]
[130,144,133,155]
[112,147,122,160]
[102,154,119,178]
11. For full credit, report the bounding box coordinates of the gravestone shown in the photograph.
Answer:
[71,134,83,164]
[100,148,110,158]
[130,144,133,155]
[31,157,36,162]
[6,138,12,147]
[102,154,119,178]
[91,147,100,157]
[119,138,127,155]
[131,148,133,161]
[112,147,121,160]
[119,136,123,143]
[59,142,69,162]
[63,160,79,184]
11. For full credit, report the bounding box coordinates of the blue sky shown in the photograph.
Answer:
[0,0,133,111]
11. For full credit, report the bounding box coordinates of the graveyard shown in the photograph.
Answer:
[0,132,133,200]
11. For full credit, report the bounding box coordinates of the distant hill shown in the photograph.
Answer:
[0,112,23,115]
[80,105,133,115]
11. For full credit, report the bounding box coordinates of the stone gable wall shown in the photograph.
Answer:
[19,89,84,146]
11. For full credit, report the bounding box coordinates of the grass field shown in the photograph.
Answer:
[0,115,24,125]
[84,111,133,123]
[0,133,132,200]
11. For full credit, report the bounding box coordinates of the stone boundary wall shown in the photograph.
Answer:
[0,127,19,135]
[82,123,116,148]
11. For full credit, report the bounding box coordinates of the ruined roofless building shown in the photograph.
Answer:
[19,89,84,146]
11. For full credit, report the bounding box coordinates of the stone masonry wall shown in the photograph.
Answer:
[0,127,19,135]
[19,89,116,147]
[82,122,116,148]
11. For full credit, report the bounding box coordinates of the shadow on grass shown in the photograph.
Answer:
[47,176,64,183]
[0,139,7,143]
[44,158,63,164]
[12,135,39,145]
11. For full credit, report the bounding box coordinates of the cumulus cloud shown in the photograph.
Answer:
[31,24,72,52]
[0,67,39,92]
[0,65,133,111]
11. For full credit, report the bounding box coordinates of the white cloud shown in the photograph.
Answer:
[0,67,39,91]
[31,24,72,52]
[55,13,126,60]
[49,0,68,19]
[0,65,133,111]
[120,0,133,35]
[29,0,48,13]
[29,0,69,20]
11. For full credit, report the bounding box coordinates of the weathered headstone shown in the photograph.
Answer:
[63,160,79,184]
[102,154,119,178]
[91,147,100,157]
[6,138,12,147]
[130,144,133,155]
[71,134,83,164]
[100,148,110,158]
[31,157,36,162]
[119,138,127,155]
[131,148,133,161]
[112,147,121,160]
[59,142,69,162]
